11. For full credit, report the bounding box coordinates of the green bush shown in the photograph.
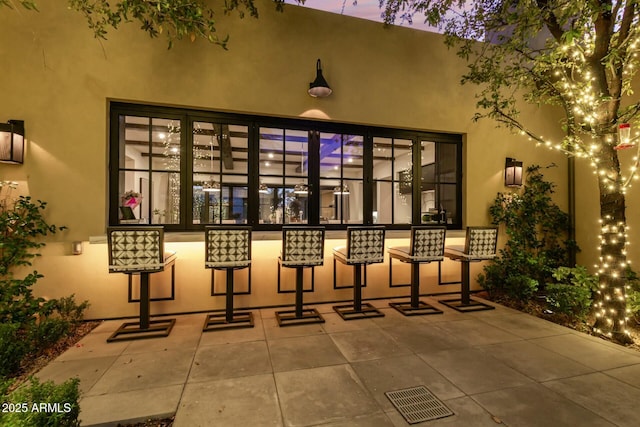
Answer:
[545,266,598,320]
[480,166,576,301]
[505,275,539,301]
[30,319,70,349]
[0,323,30,377]
[0,377,80,427]
[52,295,90,325]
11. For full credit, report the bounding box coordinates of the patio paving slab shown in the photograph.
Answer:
[431,318,522,347]
[383,323,467,354]
[472,383,615,427]
[418,347,534,395]
[603,363,640,388]
[530,333,640,371]
[80,384,183,427]
[188,340,271,383]
[268,334,347,372]
[351,354,464,411]
[86,348,194,395]
[329,328,412,362]
[478,339,595,382]
[173,374,281,427]
[36,356,117,394]
[472,312,571,339]
[543,372,640,427]
[275,364,379,427]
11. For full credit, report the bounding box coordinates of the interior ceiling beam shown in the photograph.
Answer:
[219,124,234,170]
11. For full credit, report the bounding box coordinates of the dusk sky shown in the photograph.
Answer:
[285,0,437,32]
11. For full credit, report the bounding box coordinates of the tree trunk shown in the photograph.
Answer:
[593,145,632,344]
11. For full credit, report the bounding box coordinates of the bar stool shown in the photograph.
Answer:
[388,226,446,316]
[333,226,386,320]
[107,226,177,342]
[203,226,254,331]
[276,226,326,326]
[439,226,498,312]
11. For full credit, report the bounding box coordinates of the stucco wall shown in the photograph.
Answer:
[0,0,571,319]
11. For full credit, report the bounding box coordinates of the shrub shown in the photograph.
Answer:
[30,318,70,348]
[0,323,30,377]
[52,295,90,325]
[480,166,576,300]
[0,377,80,427]
[545,266,598,320]
[505,275,539,302]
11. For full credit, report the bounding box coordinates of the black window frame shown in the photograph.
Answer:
[109,101,463,231]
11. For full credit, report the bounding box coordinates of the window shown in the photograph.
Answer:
[109,102,462,230]
[192,122,249,224]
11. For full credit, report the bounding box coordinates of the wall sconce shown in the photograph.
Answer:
[0,120,25,164]
[72,241,83,255]
[308,59,332,98]
[505,157,523,187]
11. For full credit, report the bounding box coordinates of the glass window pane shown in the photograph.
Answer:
[285,129,308,177]
[259,127,284,176]
[118,170,149,224]
[319,132,341,178]
[439,143,457,183]
[151,118,180,172]
[394,182,412,224]
[373,137,393,182]
[284,178,308,224]
[152,172,180,224]
[373,181,393,224]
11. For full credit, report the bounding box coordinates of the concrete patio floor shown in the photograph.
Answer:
[36,297,640,427]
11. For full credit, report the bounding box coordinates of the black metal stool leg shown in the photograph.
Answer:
[203,267,254,332]
[275,266,324,327]
[107,272,176,342]
[140,272,151,329]
[389,261,443,316]
[333,263,384,320]
[226,268,234,323]
[353,264,362,312]
[438,259,495,312]
[410,263,420,309]
[295,267,304,318]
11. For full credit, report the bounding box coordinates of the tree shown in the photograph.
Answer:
[380,0,639,342]
[0,0,300,48]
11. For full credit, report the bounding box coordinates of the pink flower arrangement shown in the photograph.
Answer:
[121,190,142,209]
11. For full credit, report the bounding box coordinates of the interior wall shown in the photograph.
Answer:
[0,0,571,319]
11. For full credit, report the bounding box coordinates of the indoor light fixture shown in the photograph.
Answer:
[333,184,350,195]
[293,183,309,195]
[308,59,332,98]
[504,157,523,187]
[259,183,269,194]
[0,120,24,164]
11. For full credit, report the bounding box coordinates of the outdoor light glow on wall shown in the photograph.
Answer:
[0,120,25,164]
[505,157,523,187]
[308,59,332,98]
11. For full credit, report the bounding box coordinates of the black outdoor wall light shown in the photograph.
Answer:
[0,120,25,164]
[505,157,523,187]
[308,59,332,98]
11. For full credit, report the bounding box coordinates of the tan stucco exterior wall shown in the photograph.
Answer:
[0,1,571,319]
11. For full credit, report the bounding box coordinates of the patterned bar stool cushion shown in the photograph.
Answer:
[445,227,498,261]
[388,226,446,262]
[334,227,385,265]
[108,227,174,273]
[281,227,325,267]
[206,227,251,268]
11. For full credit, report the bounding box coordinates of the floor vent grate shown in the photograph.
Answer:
[385,385,454,424]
